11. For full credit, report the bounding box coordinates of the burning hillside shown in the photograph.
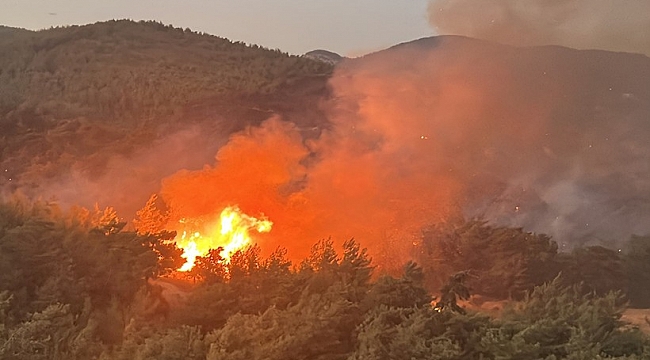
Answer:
[3,8,650,358]
[135,36,650,270]
[3,22,650,271]
[145,115,457,267]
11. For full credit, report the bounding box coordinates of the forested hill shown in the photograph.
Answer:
[0,25,30,38]
[0,19,333,120]
[0,20,333,194]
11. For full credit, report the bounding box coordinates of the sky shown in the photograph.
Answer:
[0,0,434,56]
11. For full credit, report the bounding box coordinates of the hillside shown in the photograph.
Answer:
[2,27,650,249]
[2,26,650,359]
[0,20,333,197]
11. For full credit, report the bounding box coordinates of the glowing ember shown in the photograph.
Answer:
[175,206,272,271]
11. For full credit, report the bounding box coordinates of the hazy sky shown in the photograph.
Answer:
[0,0,434,55]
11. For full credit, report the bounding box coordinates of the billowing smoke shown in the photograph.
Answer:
[428,0,650,56]
[331,37,650,249]
[161,36,650,264]
[334,37,650,248]
[160,116,459,266]
[6,124,230,220]
[4,10,649,267]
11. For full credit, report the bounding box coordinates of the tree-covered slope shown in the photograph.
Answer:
[0,20,333,196]
[1,198,648,359]
[0,19,332,121]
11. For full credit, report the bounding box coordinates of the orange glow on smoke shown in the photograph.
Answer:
[160,117,459,266]
[175,206,272,271]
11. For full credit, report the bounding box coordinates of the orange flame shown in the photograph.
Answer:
[175,206,272,271]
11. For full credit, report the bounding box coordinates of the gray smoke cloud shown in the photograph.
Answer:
[428,0,650,56]
[326,36,650,248]
[157,36,650,267]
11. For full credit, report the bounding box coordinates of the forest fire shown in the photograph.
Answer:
[175,206,273,271]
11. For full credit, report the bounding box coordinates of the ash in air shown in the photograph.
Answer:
[160,36,650,263]
[3,3,649,264]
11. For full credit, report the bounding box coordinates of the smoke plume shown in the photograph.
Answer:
[332,37,650,248]
[428,0,650,56]
[5,17,649,267]
[160,36,650,265]
[159,115,459,266]
[7,124,231,221]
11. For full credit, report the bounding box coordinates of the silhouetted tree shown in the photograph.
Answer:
[435,271,474,314]
[623,235,650,308]
[418,219,559,299]
[364,261,431,310]
[191,248,227,284]
[558,245,626,296]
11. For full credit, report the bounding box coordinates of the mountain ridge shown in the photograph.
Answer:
[0,20,333,201]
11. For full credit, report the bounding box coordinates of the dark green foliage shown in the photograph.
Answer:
[205,292,356,360]
[173,246,295,331]
[133,194,185,276]
[339,239,374,302]
[228,244,263,280]
[2,303,78,360]
[68,230,158,308]
[0,20,332,121]
[416,218,636,305]
[351,306,495,360]
[623,235,650,308]
[488,276,646,359]
[350,307,461,360]
[417,219,560,299]
[1,199,649,359]
[558,246,627,296]
[364,261,431,310]
[146,233,185,277]
[0,199,169,358]
[0,20,333,196]
[176,239,373,333]
[435,271,474,314]
[353,277,650,360]
[302,237,340,272]
[171,282,239,331]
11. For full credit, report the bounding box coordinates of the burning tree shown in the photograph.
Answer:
[134,195,273,274]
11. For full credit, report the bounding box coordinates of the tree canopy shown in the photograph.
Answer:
[0,199,649,359]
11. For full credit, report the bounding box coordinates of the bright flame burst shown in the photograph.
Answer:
[176,206,272,272]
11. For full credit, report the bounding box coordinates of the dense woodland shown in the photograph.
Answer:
[1,198,649,359]
[0,20,332,119]
[0,20,332,193]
